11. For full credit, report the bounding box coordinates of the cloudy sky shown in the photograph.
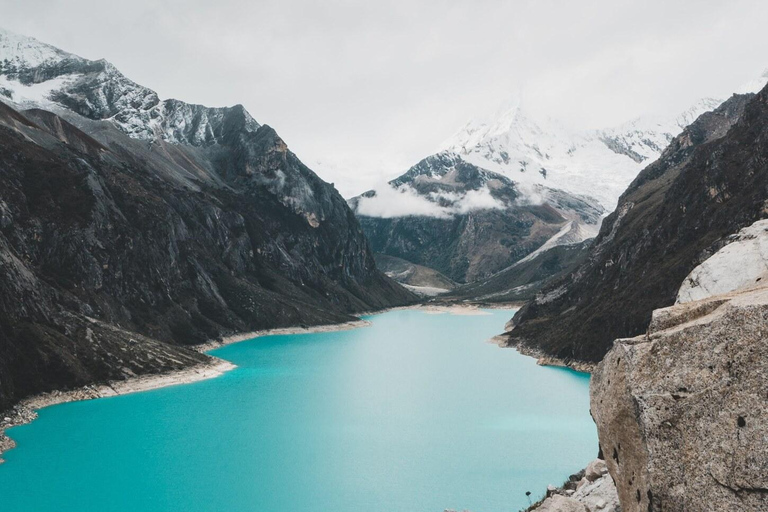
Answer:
[2,0,768,195]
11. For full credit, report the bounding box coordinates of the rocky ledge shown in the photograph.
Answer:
[591,283,768,511]
[528,459,620,512]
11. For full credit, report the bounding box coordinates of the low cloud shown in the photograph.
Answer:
[451,188,505,214]
[355,184,505,218]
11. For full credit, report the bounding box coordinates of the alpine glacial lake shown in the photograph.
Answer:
[0,308,596,512]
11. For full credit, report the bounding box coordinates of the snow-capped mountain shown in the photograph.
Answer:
[0,27,335,219]
[0,28,415,411]
[350,151,603,283]
[441,98,725,210]
[0,27,260,146]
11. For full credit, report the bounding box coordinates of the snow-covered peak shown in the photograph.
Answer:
[598,97,723,164]
[735,69,768,95]
[0,27,77,70]
[674,97,724,128]
[0,27,260,147]
[441,96,730,210]
[443,103,575,157]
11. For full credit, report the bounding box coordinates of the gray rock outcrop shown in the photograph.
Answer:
[591,284,768,511]
[530,460,620,512]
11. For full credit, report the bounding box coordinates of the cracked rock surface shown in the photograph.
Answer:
[591,284,768,511]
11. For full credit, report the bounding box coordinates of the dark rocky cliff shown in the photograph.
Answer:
[0,98,413,411]
[505,90,763,363]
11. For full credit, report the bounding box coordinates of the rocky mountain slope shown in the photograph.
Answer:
[592,282,768,511]
[439,240,591,304]
[350,151,603,283]
[504,88,763,364]
[373,253,456,296]
[0,29,414,411]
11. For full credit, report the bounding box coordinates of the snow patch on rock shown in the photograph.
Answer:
[676,219,768,303]
[0,74,82,104]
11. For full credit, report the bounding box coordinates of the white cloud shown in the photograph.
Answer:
[355,184,450,218]
[452,188,505,214]
[355,184,505,218]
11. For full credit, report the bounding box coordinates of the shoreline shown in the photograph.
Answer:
[194,318,373,353]
[0,302,522,464]
[490,335,596,374]
[0,358,235,463]
[0,315,382,464]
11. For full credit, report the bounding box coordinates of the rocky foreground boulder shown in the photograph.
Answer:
[591,284,768,511]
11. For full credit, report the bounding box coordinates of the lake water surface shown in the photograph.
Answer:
[0,308,596,512]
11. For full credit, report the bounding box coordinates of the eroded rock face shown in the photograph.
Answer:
[591,285,768,511]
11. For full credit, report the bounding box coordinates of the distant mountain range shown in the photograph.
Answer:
[0,27,413,411]
[442,98,724,210]
[351,72,768,293]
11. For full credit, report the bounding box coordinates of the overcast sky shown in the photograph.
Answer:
[2,0,768,195]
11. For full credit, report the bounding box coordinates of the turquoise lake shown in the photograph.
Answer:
[0,308,596,512]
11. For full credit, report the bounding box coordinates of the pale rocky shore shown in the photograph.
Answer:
[0,358,235,463]
[194,318,373,353]
[0,315,380,464]
[1,304,493,465]
[491,334,596,374]
[528,459,620,512]
[442,460,620,512]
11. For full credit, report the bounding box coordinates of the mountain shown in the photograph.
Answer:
[349,151,604,283]
[350,90,741,291]
[503,88,765,364]
[373,253,457,296]
[0,28,414,411]
[443,99,729,211]
[439,239,592,304]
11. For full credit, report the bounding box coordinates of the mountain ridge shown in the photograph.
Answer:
[0,29,415,412]
[504,88,763,363]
